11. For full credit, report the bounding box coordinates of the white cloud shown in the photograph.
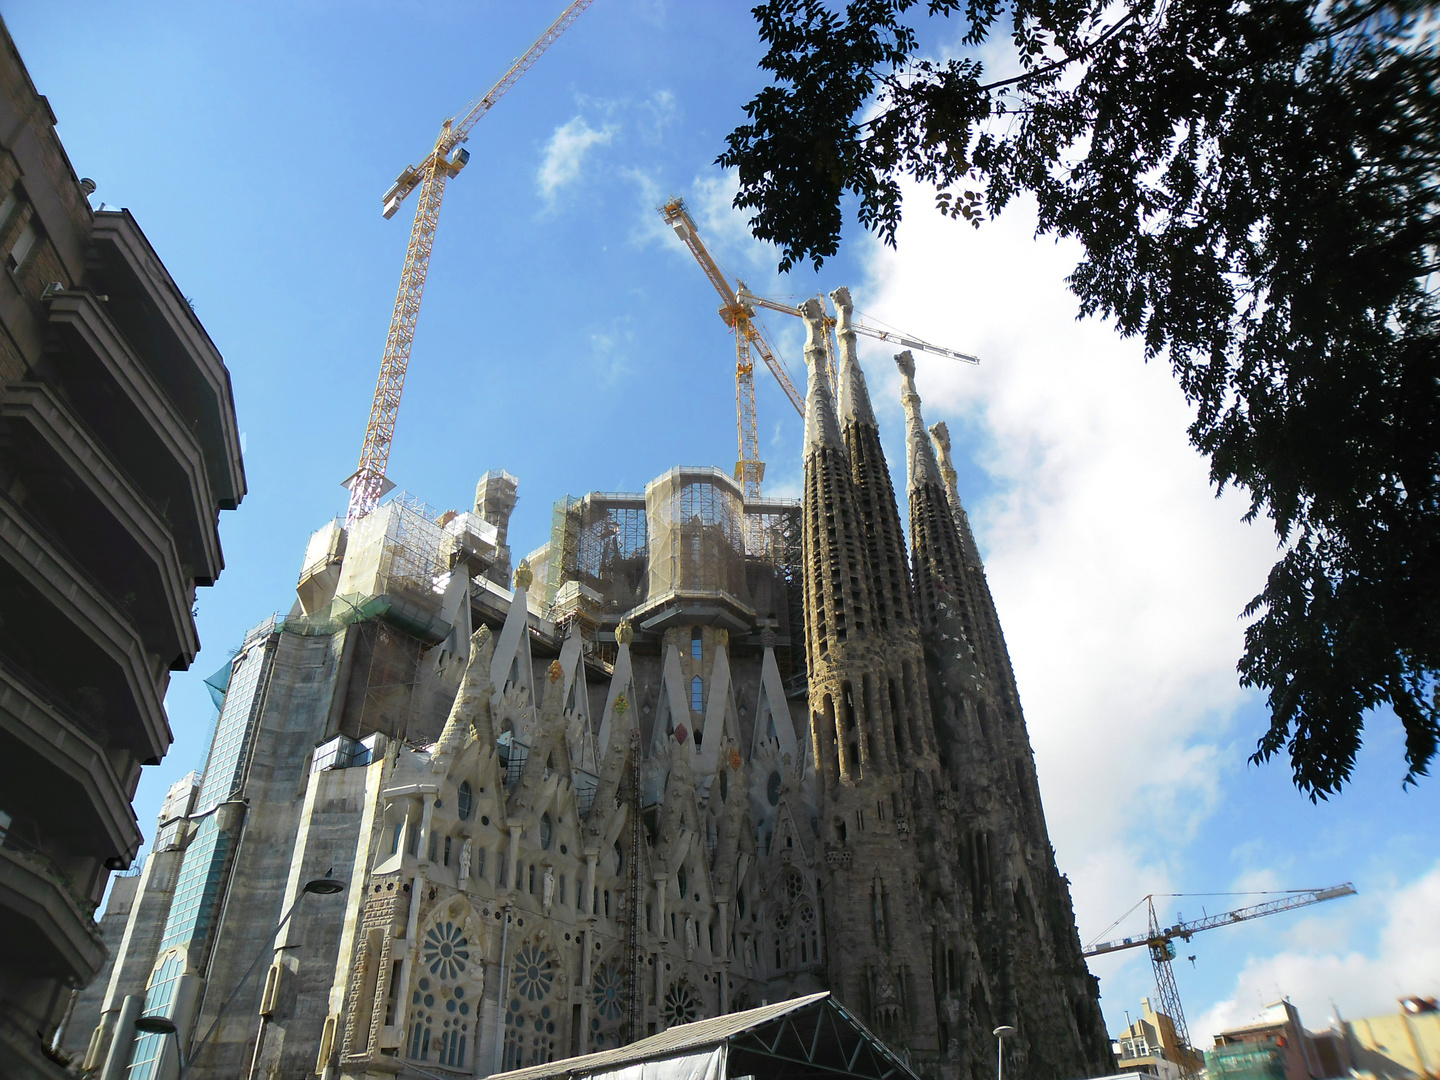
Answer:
[537,116,616,203]
[857,183,1279,950]
[1190,862,1440,1043]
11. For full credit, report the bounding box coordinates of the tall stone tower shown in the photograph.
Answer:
[800,306,1113,1079]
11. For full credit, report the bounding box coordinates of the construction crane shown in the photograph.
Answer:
[660,197,980,500]
[1086,883,1357,1080]
[345,1,597,525]
[659,197,802,500]
[736,283,982,368]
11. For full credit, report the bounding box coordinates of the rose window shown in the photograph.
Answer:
[512,943,555,1002]
[662,981,701,1026]
[774,906,790,931]
[422,921,469,980]
[593,963,624,1021]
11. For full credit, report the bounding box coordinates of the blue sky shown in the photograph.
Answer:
[9,0,1436,1040]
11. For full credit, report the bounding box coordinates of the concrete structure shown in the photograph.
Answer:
[0,18,244,1079]
[1113,998,1204,1080]
[1342,998,1440,1080]
[77,288,1104,1080]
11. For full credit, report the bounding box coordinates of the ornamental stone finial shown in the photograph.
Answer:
[615,618,634,646]
[513,558,533,592]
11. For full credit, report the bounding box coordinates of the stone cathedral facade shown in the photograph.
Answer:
[795,293,1112,1080]
[74,290,1111,1080]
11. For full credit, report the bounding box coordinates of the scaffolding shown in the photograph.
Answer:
[645,467,748,604]
[544,492,650,613]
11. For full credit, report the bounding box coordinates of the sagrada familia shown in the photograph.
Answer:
[70,290,1114,1080]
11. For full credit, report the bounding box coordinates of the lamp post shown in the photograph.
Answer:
[994,1024,1017,1080]
[135,876,344,1078]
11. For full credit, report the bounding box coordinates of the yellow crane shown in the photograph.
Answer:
[1086,883,1357,1080]
[659,197,802,500]
[660,197,979,500]
[346,1,597,525]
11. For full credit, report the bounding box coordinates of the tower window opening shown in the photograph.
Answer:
[443,835,452,866]
[691,628,703,659]
[691,677,703,714]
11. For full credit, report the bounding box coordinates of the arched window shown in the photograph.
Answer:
[540,813,553,850]
[409,916,474,1068]
[690,677,703,713]
[677,865,688,897]
[691,628,703,659]
[457,781,473,821]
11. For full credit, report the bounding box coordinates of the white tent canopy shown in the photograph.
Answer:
[489,992,919,1080]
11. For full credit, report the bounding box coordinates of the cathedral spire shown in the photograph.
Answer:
[930,420,984,570]
[802,298,844,455]
[833,288,915,632]
[832,287,877,428]
[895,351,945,491]
[894,352,970,630]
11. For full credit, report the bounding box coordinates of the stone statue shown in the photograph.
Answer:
[542,866,555,911]
[459,838,472,882]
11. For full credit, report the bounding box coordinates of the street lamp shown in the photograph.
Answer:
[994,1024,1017,1080]
[134,876,344,1076]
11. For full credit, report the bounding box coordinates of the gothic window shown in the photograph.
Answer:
[504,941,560,1068]
[457,781,473,820]
[799,902,819,964]
[408,911,477,1070]
[691,677,703,713]
[784,868,805,903]
[559,875,566,905]
[691,628,703,659]
[540,813,553,850]
[590,961,625,1049]
[612,840,623,875]
[444,836,452,866]
[662,980,701,1027]
[677,865,688,897]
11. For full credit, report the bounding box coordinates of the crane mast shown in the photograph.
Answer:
[1086,883,1356,1080]
[346,1,596,525]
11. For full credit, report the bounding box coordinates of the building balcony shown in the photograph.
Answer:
[88,210,246,512]
[0,841,106,987]
[0,381,198,669]
[0,653,143,868]
[0,492,169,764]
[44,289,222,584]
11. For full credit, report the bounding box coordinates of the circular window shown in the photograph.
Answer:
[593,963,624,1021]
[512,943,555,1002]
[767,771,782,806]
[540,813,553,850]
[774,907,790,931]
[798,902,816,927]
[662,981,701,1026]
[423,921,469,980]
[457,782,473,821]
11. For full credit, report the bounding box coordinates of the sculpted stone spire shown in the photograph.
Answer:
[801,298,844,455]
[434,625,496,766]
[895,351,945,491]
[831,287,877,428]
[930,420,984,570]
[832,288,915,633]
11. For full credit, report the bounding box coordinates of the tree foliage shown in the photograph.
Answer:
[720,0,1440,797]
